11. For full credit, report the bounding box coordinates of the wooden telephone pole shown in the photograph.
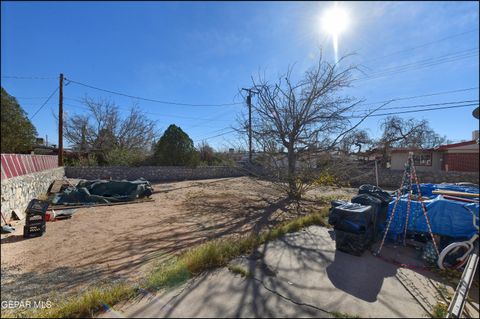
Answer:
[58,73,64,167]
[242,88,257,163]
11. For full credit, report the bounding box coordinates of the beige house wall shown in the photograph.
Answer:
[390,152,409,170]
[390,151,443,172]
[431,151,443,171]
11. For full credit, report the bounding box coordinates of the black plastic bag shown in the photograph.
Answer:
[358,184,392,203]
[329,202,374,231]
[351,194,386,241]
[334,229,373,256]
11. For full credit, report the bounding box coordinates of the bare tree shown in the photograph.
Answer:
[197,141,217,165]
[377,116,447,165]
[338,128,373,154]
[239,53,386,200]
[65,97,157,163]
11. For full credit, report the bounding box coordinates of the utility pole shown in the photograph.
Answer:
[58,73,64,167]
[242,88,257,163]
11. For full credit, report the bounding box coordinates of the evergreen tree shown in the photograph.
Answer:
[1,87,37,153]
[153,124,199,166]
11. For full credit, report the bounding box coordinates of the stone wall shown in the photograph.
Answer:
[65,166,247,182]
[349,168,479,188]
[1,167,65,220]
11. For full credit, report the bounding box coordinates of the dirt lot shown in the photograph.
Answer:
[1,177,356,304]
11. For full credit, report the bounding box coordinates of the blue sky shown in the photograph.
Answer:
[1,1,479,150]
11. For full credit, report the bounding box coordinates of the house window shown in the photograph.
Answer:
[413,153,432,166]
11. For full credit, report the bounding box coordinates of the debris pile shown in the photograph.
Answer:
[328,152,479,272]
[49,178,154,206]
[328,185,392,256]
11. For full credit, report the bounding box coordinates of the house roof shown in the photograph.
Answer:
[390,147,434,153]
[437,140,478,150]
[390,140,478,153]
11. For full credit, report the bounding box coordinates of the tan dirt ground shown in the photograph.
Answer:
[0,177,356,303]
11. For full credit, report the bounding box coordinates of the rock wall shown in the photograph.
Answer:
[65,166,246,182]
[1,167,65,220]
[349,168,479,188]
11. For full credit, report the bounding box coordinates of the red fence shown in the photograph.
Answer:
[1,154,58,180]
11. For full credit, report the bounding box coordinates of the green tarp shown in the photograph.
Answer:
[50,179,154,205]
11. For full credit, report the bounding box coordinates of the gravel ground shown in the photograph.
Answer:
[1,177,356,304]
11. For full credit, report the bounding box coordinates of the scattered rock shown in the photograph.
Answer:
[12,209,25,220]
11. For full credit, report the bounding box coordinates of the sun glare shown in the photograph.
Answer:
[322,6,349,36]
[321,4,350,63]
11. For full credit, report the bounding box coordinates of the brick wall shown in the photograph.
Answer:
[348,167,479,188]
[445,153,479,172]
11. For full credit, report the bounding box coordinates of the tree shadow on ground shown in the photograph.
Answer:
[149,231,334,318]
[0,265,129,303]
[1,234,26,244]
[1,180,301,304]
[130,226,456,318]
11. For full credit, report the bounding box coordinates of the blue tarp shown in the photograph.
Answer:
[412,183,479,197]
[385,184,479,240]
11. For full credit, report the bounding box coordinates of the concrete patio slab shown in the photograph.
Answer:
[100,226,455,318]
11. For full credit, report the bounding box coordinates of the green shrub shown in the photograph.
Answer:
[103,147,146,166]
[65,153,99,167]
[21,284,135,318]
[431,302,448,318]
[314,170,337,186]
[228,264,251,277]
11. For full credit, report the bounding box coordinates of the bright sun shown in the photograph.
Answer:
[322,6,349,36]
[321,4,350,63]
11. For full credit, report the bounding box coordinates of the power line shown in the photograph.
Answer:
[353,99,479,114]
[30,87,59,120]
[363,48,478,75]
[1,75,57,80]
[355,87,479,106]
[361,28,479,65]
[193,130,237,143]
[355,48,479,82]
[66,86,478,109]
[65,96,232,121]
[15,96,51,100]
[189,109,235,128]
[63,99,237,142]
[65,90,478,140]
[63,101,232,122]
[349,103,478,119]
[39,88,480,108]
[193,105,475,142]
[193,127,235,143]
[355,53,478,83]
[63,87,479,126]
[64,77,243,107]
[371,51,478,76]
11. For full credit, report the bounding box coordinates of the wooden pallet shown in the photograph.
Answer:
[47,198,154,211]
[48,180,71,194]
[432,190,479,198]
